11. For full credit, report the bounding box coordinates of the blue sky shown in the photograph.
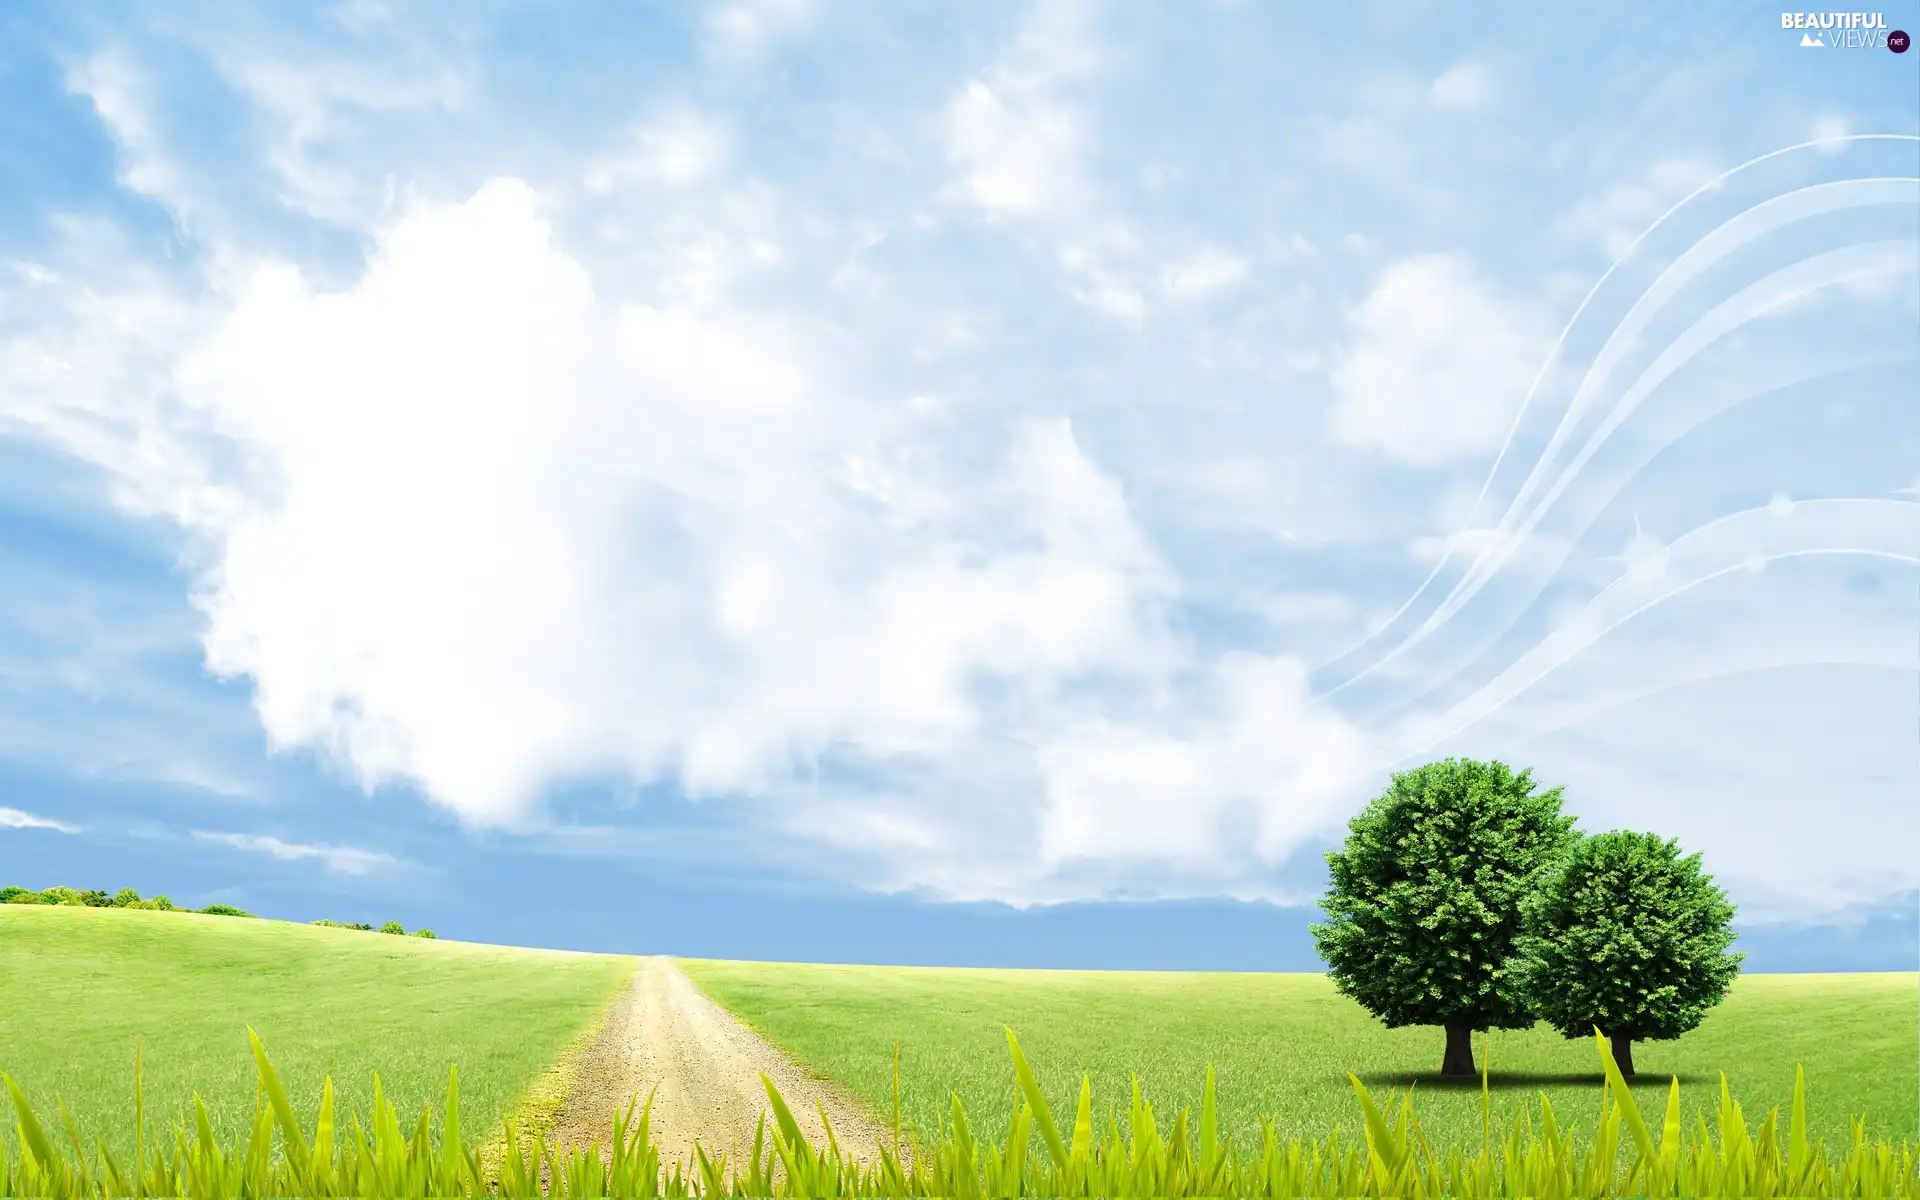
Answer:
[1,0,1916,972]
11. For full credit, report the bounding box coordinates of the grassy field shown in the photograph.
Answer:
[0,905,636,1161]
[681,961,1920,1155]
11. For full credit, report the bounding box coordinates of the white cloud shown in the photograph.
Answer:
[15,177,1347,902]
[946,76,1083,217]
[1810,112,1850,156]
[942,0,1154,324]
[1564,155,1718,259]
[1429,62,1495,112]
[212,51,470,225]
[0,807,80,833]
[67,49,189,218]
[586,114,730,193]
[68,24,474,231]
[193,830,400,875]
[1409,526,1575,570]
[708,0,819,54]
[1328,253,1555,465]
[1036,655,1364,871]
[12,7,1912,924]
[1162,247,1251,301]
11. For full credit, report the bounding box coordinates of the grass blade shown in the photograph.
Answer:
[1004,1028,1069,1172]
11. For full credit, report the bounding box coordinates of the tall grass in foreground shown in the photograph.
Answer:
[4,1030,1916,1198]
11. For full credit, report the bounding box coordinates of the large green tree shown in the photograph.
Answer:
[1510,830,1742,1078]
[1312,758,1579,1076]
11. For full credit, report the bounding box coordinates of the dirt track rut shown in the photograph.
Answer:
[542,956,894,1171]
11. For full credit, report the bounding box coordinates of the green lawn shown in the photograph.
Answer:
[0,905,636,1160]
[680,960,1919,1155]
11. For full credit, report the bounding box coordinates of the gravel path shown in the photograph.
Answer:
[542,956,896,1174]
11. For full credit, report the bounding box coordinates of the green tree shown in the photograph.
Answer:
[1312,758,1579,1076]
[380,920,407,935]
[111,888,142,907]
[1510,830,1742,1078]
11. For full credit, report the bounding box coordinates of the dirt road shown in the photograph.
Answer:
[541,957,896,1172]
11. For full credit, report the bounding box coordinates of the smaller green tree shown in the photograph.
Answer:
[1510,830,1742,1078]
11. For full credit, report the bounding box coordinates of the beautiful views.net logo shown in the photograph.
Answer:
[1780,11,1907,49]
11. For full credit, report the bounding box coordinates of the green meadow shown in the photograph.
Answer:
[0,905,635,1162]
[679,959,1920,1154]
[7,901,1915,1186]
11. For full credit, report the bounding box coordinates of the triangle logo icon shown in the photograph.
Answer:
[1800,31,1823,45]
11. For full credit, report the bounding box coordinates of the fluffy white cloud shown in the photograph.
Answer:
[10,5,1913,924]
[1327,253,1555,466]
[7,177,1360,900]
[1036,655,1364,871]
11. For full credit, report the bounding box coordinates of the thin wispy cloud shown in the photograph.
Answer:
[0,807,80,833]
[192,831,402,876]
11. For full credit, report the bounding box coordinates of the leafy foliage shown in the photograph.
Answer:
[198,903,258,919]
[1511,830,1743,1043]
[1311,758,1579,1032]
[2,885,249,918]
[381,920,408,935]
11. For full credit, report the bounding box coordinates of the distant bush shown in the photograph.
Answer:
[0,886,432,935]
[0,886,201,912]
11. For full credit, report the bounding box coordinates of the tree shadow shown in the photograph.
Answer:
[1352,1070,1714,1090]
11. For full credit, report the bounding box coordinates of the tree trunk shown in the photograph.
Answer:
[1608,1032,1636,1079]
[1441,1023,1477,1076]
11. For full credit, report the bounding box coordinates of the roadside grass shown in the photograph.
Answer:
[679,960,1920,1155]
[0,905,635,1162]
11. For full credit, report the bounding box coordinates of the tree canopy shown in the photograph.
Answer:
[1510,829,1742,1076]
[1311,757,1580,1075]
